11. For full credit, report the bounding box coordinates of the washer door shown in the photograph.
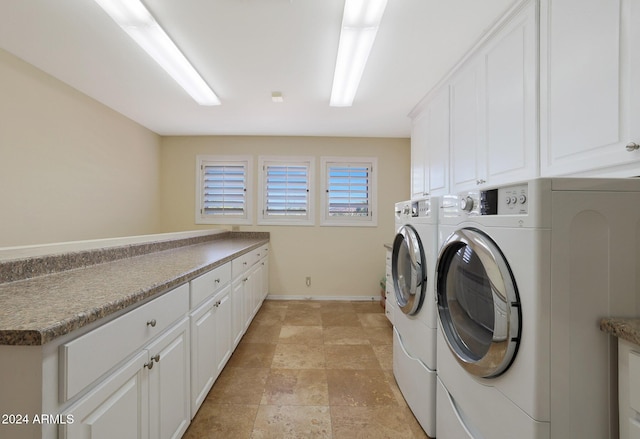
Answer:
[392,224,426,315]
[436,228,521,378]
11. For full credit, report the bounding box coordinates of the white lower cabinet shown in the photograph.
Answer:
[6,243,270,439]
[147,318,191,439]
[61,317,190,439]
[231,277,246,348]
[61,351,148,439]
[619,339,640,439]
[212,286,232,378]
[385,248,395,324]
[231,244,270,347]
[189,297,216,417]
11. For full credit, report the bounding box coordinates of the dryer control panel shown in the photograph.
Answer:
[478,183,528,215]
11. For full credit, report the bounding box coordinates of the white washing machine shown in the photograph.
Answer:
[391,197,438,437]
[435,177,640,439]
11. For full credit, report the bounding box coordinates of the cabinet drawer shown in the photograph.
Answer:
[256,244,269,261]
[190,262,231,308]
[60,283,189,402]
[232,252,253,278]
[232,244,269,278]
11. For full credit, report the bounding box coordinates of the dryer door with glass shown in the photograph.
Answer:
[436,227,521,378]
[392,224,427,316]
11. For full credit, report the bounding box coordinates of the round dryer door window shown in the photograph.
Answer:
[436,228,521,378]
[392,224,426,315]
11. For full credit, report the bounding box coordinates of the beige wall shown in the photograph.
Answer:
[0,49,162,247]
[159,136,410,299]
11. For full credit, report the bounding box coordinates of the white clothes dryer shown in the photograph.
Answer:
[435,178,640,439]
[391,197,438,437]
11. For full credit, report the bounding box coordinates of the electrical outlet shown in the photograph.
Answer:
[305,276,311,287]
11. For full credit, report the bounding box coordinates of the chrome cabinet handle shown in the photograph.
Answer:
[626,142,640,152]
[144,361,153,369]
[213,300,222,308]
[151,354,160,363]
[476,179,486,185]
[146,319,157,327]
[214,278,220,284]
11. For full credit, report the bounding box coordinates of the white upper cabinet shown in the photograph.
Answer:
[450,58,486,192]
[411,111,429,199]
[451,0,537,192]
[483,1,538,185]
[413,0,538,194]
[427,87,451,195]
[411,85,450,198]
[540,0,640,176]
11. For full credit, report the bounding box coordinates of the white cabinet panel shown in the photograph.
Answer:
[428,87,450,195]
[61,284,189,402]
[213,286,232,377]
[450,60,485,192]
[61,352,149,439]
[484,1,538,184]
[411,112,429,199]
[190,263,231,309]
[189,298,217,418]
[541,0,640,176]
[147,318,190,439]
[231,278,245,348]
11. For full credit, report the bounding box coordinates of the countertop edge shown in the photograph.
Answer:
[0,235,269,346]
[600,317,640,346]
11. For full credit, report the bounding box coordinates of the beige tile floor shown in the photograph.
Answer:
[183,299,431,439]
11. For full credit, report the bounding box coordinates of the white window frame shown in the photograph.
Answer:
[196,155,253,225]
[258,156,315,226]
[320,156,377,227]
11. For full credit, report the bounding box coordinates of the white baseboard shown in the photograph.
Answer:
[266,294,378,302]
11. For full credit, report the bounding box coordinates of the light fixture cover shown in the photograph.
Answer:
[94,0,221,106]
[330,0,388,107]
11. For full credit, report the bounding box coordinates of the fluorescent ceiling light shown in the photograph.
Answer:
[330,0,388,107]
[94,0,221,106]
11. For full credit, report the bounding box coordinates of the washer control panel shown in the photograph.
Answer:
[475,183,528,215]
[412,198,431,217]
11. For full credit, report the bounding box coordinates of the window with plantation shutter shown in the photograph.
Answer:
[321,157,377,226]
[196,156,253,225]
[258,157,314,225]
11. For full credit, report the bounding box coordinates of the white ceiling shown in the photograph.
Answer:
[0,0,516,138]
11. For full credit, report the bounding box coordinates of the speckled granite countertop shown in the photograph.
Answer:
[600,318,640,346]
[0,232,269,346]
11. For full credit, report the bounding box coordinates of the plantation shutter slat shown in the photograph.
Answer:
[326,164,371,218]
[202,163,247,216]
[264,164,309,218]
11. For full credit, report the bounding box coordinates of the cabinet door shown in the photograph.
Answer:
[147,318,190,439]
[450,59,486,192]
[189,299,217,418]
[427,87,450,195]
[231,278,245,348]
[540,0,640,176]
[484,0,538,184]
[213,285,232,377]
[260,257,269,303]
[60,352,149,439]
[411,112,429,199]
